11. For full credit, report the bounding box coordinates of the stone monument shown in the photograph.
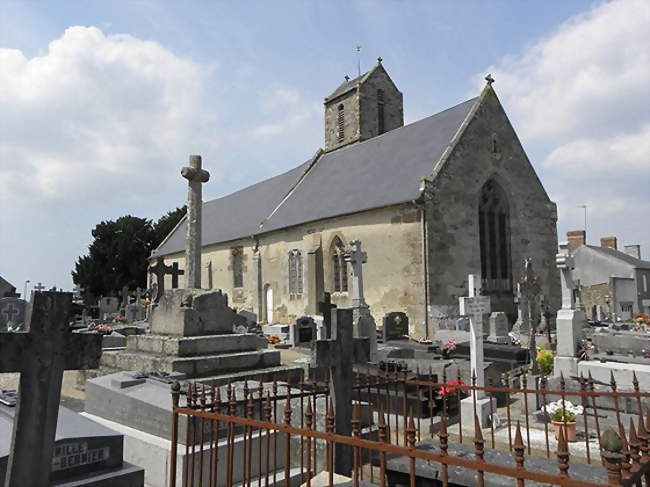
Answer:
[554,242,586,378]
[458,274,494,428]
[487,311,509,344]
[344,240,378,362]
[0,298,26,331]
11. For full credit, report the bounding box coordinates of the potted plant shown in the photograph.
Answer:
[543,400,583,442]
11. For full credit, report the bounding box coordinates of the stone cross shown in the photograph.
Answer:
[344,240,367,307]
[0,292,102,487]
[33,282,46,293]
[459,274,491,397]
[181,155,210,289]
[344,240,378,361]
[148,257,185,302]
[556,242,576,310]
[312,305,369,476]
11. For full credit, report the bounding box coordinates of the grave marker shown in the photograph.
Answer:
[458,274,494,427]
[148,257,185,302]
[181,154,210,289]
[311,304,369,475]
[0,291,102,487]
[0,298,26,331]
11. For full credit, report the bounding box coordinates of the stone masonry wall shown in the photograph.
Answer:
[161,203,427,337]
[358,65,403,141]
[425,87,560,330]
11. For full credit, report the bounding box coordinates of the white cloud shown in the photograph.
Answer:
[0,26,207,201]
[480,0,650,250]
[252,86,320,138]
[485,0,650,142]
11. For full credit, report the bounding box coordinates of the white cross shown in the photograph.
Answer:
[459,274,491,397]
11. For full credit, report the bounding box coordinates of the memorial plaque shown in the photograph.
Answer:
[383,312,409,341]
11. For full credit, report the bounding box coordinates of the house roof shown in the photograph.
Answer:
[584,245,650,270]
[154,95,479,257]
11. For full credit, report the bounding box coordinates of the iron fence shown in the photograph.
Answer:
[169,367,650,486]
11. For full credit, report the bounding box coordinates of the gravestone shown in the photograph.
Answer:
[554,242,586,378]
[382,311,409,342]
[344,240,378,361]
[513,258,543,371]
[487,312,509,344]
[290,316,317,347]
[0,298,26,331]
[458,274,494,427]
[312,304,369,476]
[0,402,143,486]
[148,257,185,303]
[0,291,102,487]
[98,296,120,319]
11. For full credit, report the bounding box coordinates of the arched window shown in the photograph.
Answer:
[337,104,345,142]
[478,179,512,292]
[377,89,385,134]
[331,237,348,292]
[288,250,303,295]
[232,248,243,288]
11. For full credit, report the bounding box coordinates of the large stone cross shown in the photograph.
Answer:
[556,242,576,310]
[344,240,367,307]
[148,257,185,302]
[181,155,210,289]
[0,291,102,487]
[459,274,491,397]
[312,305,369,476]
[318,292,336,338]
[519,258,542,371]
[1,303,20,322]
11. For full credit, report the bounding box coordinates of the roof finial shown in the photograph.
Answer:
[344,75,350,82]
[485,74,495,86]
[377,56,383,64]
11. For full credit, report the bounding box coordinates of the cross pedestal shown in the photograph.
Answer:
[0,292,102,487]
[312,307,369,476]
[458,274,494,428]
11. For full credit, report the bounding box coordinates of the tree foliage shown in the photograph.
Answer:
[72,206,186,299]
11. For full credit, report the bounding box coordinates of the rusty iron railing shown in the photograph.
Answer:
[169,367,650,487]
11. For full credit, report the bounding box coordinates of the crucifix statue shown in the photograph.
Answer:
[344,240,378,361]
[181,155,210,289]
[312,302,369,476]
[0,291,102,486]
[148,257,185,302]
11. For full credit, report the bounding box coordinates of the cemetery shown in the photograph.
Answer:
[1,30,649,486]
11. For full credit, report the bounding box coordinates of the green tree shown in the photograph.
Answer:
[153,205,186,247]
[73,207,187,300]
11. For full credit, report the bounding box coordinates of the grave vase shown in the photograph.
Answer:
[552,421,577,442]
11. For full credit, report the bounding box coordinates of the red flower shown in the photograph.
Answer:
[438,379,467,396]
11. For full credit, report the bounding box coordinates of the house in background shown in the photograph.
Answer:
[0,275,19,298]
[568,231,650,320]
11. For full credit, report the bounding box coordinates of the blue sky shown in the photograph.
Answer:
[1,0,648,295]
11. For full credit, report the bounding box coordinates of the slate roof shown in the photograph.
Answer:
[155,96,478,257]
[325,65,377,102]
[585,245,650,270]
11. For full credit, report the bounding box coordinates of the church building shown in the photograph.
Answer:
[153,60,560,338]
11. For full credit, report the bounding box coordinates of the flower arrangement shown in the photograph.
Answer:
[536,345,555,375]
[88,322,113,334]
[113,315,126,323]
[267,335,280,344]
[508,332,521,346]
[543,400,583,423]
[634,313,650,325]
[438,379,467,396]
[440,339,457,353]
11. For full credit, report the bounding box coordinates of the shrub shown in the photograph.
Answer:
[536,345,554,375]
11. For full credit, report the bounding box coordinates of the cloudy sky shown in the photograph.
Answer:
[1,0,648,295]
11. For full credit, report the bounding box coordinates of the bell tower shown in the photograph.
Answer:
[323,58,403,152]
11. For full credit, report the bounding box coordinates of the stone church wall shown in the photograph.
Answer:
[160,203,426,336]
[425,88,560,330]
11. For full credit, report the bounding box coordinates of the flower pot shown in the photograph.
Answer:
[552,421,577,442]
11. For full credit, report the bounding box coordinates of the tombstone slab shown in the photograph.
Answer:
[487,312,509,344]
[0,298,26,331]
[382,312,409,342]
[150,288,236,336]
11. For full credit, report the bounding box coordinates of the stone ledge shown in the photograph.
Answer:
[126,333,267,357]
[106,349,282,378]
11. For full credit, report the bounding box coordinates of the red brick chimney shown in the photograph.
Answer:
[600,236,618,250]
[567,230,586,248]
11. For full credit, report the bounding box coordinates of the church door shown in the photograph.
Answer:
[264,284,274,323]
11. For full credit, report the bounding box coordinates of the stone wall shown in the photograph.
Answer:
[324,89,360,152]
[424,87,560,329]
[161,203,427,336]
[581,282,612,320]
[358,66,403,141]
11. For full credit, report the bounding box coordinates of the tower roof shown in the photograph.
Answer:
[324,61,384,102]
